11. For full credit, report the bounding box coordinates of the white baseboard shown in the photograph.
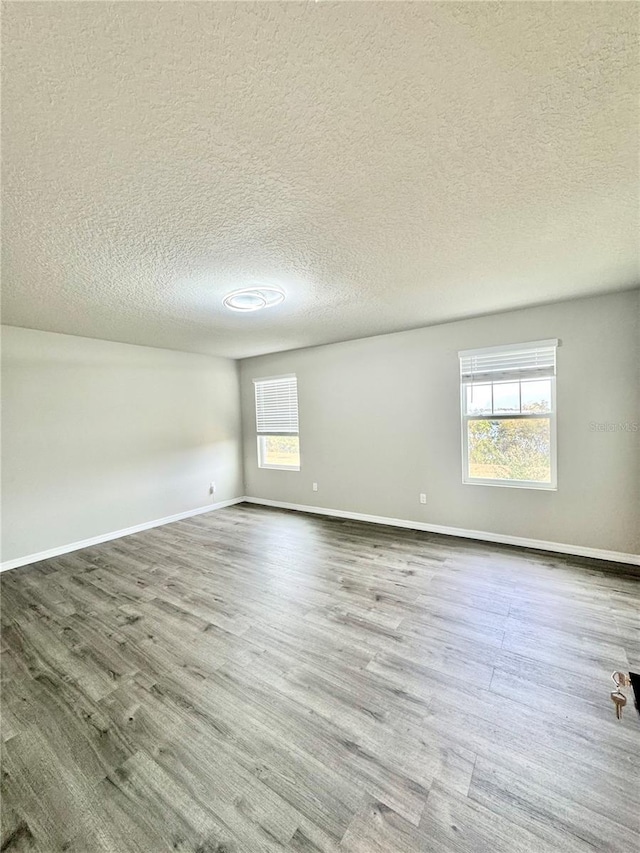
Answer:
[4,494,638,573]
[243,497,640,567]
[0,497,245,573]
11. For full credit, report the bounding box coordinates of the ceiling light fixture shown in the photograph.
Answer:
[223,287,285,312]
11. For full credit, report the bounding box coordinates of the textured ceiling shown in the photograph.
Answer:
[2,2,639,358]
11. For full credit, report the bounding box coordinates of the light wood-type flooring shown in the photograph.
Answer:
[1,503,639,852]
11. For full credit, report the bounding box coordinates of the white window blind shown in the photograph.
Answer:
[254,375,299,435]
[459,339,557,384]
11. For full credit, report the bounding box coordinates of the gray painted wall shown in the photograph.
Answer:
[1,327,244,562]
[240,291,640,556]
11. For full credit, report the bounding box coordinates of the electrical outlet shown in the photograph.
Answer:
[312,482,318,492]
[419,493,427,504]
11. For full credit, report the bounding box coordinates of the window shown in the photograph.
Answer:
[254,374,300,470]
[459,340,558,489]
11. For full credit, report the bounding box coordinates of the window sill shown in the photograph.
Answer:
[258,465,301,472]
[463,478,557,491]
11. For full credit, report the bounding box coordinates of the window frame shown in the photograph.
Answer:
[256,435,301,472]
[253,374,301,472]
[459,342,558,491]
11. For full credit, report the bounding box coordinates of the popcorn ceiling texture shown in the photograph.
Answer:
[2,2,638,358]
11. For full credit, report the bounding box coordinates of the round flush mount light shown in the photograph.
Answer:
[223,287,285,312]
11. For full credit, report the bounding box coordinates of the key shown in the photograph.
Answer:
[612,671,631,689]
[611,690,627,719]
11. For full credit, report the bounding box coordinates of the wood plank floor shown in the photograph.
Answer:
[1,504,639,852]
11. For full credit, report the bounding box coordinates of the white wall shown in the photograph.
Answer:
[1,327,244,563]
[240,291,640,558]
